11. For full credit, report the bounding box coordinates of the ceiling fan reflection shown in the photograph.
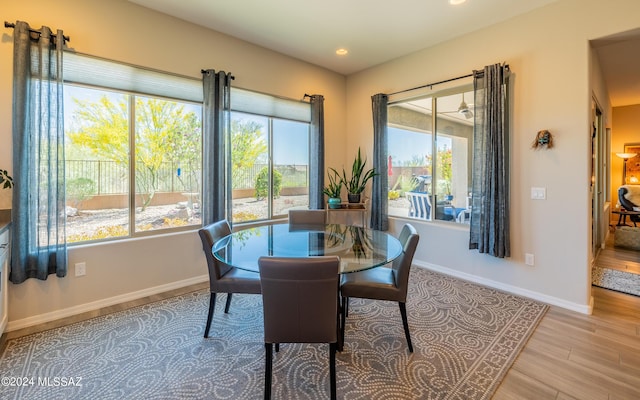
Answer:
[441,93,474,119]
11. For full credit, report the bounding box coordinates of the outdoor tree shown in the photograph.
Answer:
[231,119,267,189]
[436,146,452,195]
[135,98,201,207]
[67,95,201,210]
[67,95,129,165]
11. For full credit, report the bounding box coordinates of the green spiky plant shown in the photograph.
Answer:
[341,147,378,196]
[322,168,343,199]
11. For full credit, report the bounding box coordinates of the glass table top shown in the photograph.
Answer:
[212,223,403,274]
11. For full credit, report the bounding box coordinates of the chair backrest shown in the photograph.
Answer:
[258,256,339,344]
[619,185,640,211]
[288,209,326,227]
[199,220,233,288]
[406,192,431,220]
[391,224,420,301]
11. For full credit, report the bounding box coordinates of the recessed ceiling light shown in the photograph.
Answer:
[336,48,348,56]
[449,0,466,4]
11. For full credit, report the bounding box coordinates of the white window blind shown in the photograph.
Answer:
[64,52,311,122]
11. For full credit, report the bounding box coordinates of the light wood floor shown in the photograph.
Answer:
[594,233,640,275]
[2,260,639,399]
[494,237,640,400]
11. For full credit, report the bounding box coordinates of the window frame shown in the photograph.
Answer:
[387,83,474,224]
[229,110,312,225]
[63,52,314,240]
[63,82,204,244]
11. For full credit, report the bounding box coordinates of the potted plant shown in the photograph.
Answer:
[323,168,343,209]
[341,147,378,204]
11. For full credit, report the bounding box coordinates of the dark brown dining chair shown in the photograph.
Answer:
[258,256,340,400]
[340,223,419,352]
[198,220,261,338]
[288,209,326,227]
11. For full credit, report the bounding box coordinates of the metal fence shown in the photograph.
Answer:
[66,160,308,195]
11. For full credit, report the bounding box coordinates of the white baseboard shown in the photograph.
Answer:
[6,274,209,332]
[0,314,6,336]
[7,259,595,333]
[414,261,593,315]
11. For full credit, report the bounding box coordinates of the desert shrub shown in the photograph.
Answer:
[67,177,96,208]
[233,210,260,223]
[67,225,128,243]
[162,218,188,227]
[255,167,282,200]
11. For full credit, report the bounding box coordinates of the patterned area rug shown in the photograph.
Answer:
[0,267,547,400]
[592,266,640,297]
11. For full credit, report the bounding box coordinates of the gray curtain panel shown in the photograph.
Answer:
[10,21,67,283]
[469,64,511,258]
[370,93,389,231]
[202,70,232,226]
[309,95,325,210]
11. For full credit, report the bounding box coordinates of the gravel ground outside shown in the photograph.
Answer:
[66,194,413,240]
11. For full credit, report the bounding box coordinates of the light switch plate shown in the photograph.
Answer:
[531,187,546,200]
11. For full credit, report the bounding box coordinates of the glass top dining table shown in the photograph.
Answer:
[212,222,403,274]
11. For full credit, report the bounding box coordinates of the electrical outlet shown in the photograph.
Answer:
[525,253,534,266]
[75,262,86,277]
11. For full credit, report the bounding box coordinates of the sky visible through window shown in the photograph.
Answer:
[388,127,451,166]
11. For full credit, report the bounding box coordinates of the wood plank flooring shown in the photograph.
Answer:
[494,238,640,400]
[595,234,640,275]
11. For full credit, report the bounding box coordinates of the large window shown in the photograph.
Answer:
[230,112,310,224]
[227,87,312,225]
[388,87,473,224]
[64,85,202,243]
[62,53,312,242]
[62,53,204,243]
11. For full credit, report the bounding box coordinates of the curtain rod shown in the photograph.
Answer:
[388,63,509,96]
[388,73,472,96]
[4,21,70,42]
[200,69,235,80]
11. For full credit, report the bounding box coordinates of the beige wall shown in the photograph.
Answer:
[1,0,346,327]
[4,0,640,328]
[346,0,640,312]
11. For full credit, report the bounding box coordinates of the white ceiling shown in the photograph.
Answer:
[127,0,561,75]
[127,0,640,106]
[592,28,640,107]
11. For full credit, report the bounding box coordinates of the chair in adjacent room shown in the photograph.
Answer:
[198,220,262,338]
[258,256,340,400]
[340,223,419,352]
[618,185,640,226]
[288,209,326,228]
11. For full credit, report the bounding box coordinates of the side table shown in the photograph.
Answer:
[612,209,640,227]
[326,203,367,227]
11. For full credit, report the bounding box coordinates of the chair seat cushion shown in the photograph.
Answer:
[217,268,262,294]
[340,266,403,302]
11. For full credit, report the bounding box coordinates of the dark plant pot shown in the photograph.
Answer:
[328,197,342,209]
[348,193,361,203]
